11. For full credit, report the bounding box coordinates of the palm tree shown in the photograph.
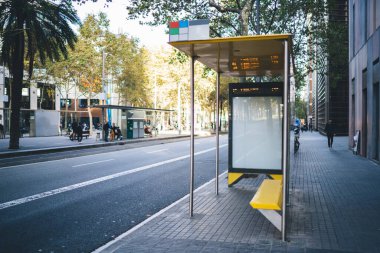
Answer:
[0,0,80,149]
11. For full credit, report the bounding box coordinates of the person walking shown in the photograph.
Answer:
[77,122,83,143]
[309,122,313,133]
[103,121,109,142]
[110,123,116,141]
[324,119,335,148]
[71,120,78,141]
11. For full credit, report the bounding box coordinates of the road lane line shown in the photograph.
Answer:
[72,159,115,168]
[0,137,228,169]
[0,144,227,210]
[92,170,228,253]
[145,149,168,154]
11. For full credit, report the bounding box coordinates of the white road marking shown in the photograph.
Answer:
[92,170,228,253]
[0,140,228,170]
[146,149,168,154]
[72,159,115,168]
[0,144,227,210]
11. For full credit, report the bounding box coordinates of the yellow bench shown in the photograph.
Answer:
[250,179,283,231]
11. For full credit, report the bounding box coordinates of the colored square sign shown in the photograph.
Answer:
[169,19,209,42]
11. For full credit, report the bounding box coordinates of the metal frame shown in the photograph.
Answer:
[215,71,220,195]
[189,54,195,217]
[282,39,289,241]
[228,82,284,175]
[169,35,292,240]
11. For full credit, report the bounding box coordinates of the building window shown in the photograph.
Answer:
[352,4,355,54]
[374,0,377,32]
[60,99,72,109]
[79,99,88,108]
[363,0,367,42]
[90,99,99,106]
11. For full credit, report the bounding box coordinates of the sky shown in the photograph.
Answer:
[74,0,168,49]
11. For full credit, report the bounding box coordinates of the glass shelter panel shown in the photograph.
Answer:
[232,96,283,171]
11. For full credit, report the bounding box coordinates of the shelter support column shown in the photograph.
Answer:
[282,39,289,241]
[215,72,220,195]
[189,55,195,217]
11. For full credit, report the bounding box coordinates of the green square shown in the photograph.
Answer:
[170,28,179,35]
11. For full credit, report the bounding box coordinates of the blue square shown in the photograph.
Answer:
[179,20,188,28]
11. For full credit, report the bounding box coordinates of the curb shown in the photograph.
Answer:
[0,135,191,159]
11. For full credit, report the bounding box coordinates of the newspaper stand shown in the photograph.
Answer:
[169,34,292,241]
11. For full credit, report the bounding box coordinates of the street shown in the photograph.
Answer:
[0,135,228,253]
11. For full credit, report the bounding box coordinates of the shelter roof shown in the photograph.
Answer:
[169,34,292,77]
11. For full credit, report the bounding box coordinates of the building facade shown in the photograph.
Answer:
[312,0,349,136]
[0,68,107,136]
[349,0,380,160]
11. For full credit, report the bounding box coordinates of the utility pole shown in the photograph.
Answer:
[177,83,181,135]
[102,50,106,106]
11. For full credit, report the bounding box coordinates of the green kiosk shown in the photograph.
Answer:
[169,34,291,240]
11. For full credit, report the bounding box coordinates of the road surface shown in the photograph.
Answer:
[0,136,228,252]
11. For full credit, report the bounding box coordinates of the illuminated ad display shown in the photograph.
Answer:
[229,83,283,174]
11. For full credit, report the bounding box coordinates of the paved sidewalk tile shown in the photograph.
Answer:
[97,132,380,253]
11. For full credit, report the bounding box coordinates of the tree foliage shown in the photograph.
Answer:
[124,0,347,91]
[0,0,80,149]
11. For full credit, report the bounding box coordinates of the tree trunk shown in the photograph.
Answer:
[87,96,93,135]
[239,1,253,35]
[9,18,25,149]
[64,94,69,129]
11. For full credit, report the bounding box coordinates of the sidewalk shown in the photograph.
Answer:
[95,132,380,253]
[0,132,191,158]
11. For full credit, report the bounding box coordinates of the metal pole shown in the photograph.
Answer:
[178,83,181,135]
[102,50,106,106]
[215,72,220,195]
[189,55,195,217]
[282,39,289,241]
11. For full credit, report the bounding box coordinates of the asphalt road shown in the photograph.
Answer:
[0,135,228,253]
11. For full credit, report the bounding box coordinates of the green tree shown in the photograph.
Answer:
[107,34,149,107]
[0,0,80,149]
[124,1,345,89]
[295,95,307,121]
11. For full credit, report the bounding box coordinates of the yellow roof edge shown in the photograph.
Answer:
[168,34,292,46]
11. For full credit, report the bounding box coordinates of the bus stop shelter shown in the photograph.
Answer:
[169,34,292,241]
[92,105,174,139]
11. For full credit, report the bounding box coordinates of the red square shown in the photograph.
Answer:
[169,21,179,28]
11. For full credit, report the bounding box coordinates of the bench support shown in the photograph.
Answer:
[257,209,282,231]
[228,172,244,186]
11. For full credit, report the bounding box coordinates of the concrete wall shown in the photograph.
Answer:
[349,0,380,160]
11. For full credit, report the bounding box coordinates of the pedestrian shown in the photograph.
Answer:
[309,122,313,133]
[77,122,83,143]
[324,119,335,148]
[71,120,78,141]
[115,127,122,140]
[110,123,116,141]
[103,121,109,142]
[0,123,4,139]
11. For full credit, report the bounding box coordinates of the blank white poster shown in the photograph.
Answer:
[232,96,283,170]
